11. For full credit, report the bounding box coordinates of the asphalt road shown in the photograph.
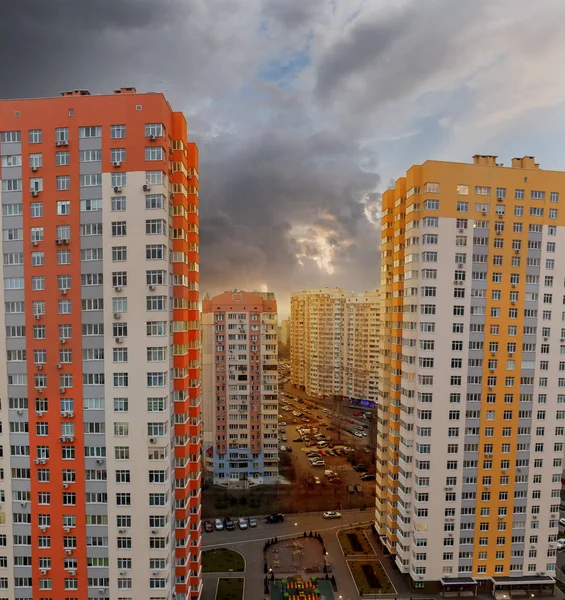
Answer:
[202,507,373,548]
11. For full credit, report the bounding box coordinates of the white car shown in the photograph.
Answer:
[238,517,248,530]
[215,519,224,531]
[560,518,565,528]
[354,431,363,438]
[280,445,286,452]
[323,511,342,519]
[557,538,565,551]
[314,477,321,485]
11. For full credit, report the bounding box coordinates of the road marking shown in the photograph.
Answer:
[202,520,373,548]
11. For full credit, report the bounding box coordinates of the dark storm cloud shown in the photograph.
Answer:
[261,0,327,30]
[199,126,378,293]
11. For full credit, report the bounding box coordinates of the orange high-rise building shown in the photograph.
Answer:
[0,89,201,599]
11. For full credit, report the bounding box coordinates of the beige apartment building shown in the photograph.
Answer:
[290,288,380,404]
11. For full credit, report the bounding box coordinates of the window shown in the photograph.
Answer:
[30,202,43,218]
[79,149,102,162]
[80,198,102,212]
[112,222,127,237]
[111,125,126,139]
[1,131,21,143]
[146,244,166,260]
[145,123,164,138]
[56,200,70,215]
[79,126,102,138]
[146,219,166,235]
[112,196,127,212]
[146,170,164,185]
[111,172,127,187]
[56,151,69,166]
[146,194,165,209]
[56,175,70,191]
[29,129,42,144]
[111,148,126,163]
[80,173,102,187]
[145,146,164,161]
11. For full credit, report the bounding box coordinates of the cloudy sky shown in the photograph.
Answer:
[2,0,565,315]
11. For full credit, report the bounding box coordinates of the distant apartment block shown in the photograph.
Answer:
[290,288,380,404]
[202,290,279,487]
[377,155,564,594]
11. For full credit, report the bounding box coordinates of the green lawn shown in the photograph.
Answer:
[338,527,375,555]
[348,560,396,594]
[216,578,244,600]
[203,549,245,573]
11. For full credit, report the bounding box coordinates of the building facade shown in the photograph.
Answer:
[290,288,380,404]
[202,290,279,487]
[377,155,563,592]
[0,89,201,599]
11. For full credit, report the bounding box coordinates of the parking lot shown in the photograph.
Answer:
[277,391,376,504]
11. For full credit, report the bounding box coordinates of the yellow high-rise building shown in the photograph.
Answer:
[290,288,380,404]
[377,155,561,594]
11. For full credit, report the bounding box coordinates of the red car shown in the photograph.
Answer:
[352,411,362,417]
[348,419,355,424]
[204,520,214,532]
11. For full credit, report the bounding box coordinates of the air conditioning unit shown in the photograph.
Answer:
[31,165,38,172]
[59,387,66,393]
[149,284,156,291]
[148,134,156,141]
[69,569,76,576]
[544,337,549,341]
[114,312,121,319]
[57,363,62,369]
[59,436,65,442]
[143,184,151,192]
[60,338,67,344]
[152,570,159,576]
[491,352,496,356]
[39,526,46,532]
[115,286,123,292]
[63,483,69,489]
[115,337,123,344]
[34,314,41,320]
[113,186,122,193]
[508,352,514,357]
[514,249,520,254]
[488,386,493,391]
[511,284,516,288]
[444,486,453,491]
[55,239,62,245]
[489,368,495,373]
[35,387,43,393]
[96,459,104,464]
[119,529,126,534]
[33,459,40,464]
[113,161,121,168]
[67,412,74,418]
[64,526,70,532]
[40,568,47,574]
[31,190,39,197]
[39,459,46,464]
[62,239,69,245]
[98,589,106,594]
[20,502,27,507]
[65,549,72,555]
[36,364,43,371]
[65,436,74,442]
[56,140,69,147]
[32,240,39,246]
[149,438,156,444]
[458,228,464,233]
[453,281,459,285]
[511,301,516,305]
[17,409,23,415]
[60,289,68,295]
[120,570,126,576]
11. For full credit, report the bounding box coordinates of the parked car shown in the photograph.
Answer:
[287,446,293,453]
[279,422,287,426]
[248,516,258,528]
[354,464,368,472]
[361,474,375,481]
[354,431,363,438]
[224,517,235,531]
[215,519,224,531]
[280,446,286,452]
[293,437,303,443]
[325,469,337,477]
[560,518,565,528]
[557,538,565,551]
[204,520,214,532]
[281,436,287,442]
[238,517,248,530]
[265,513,285,524]
[314,476,321,484]
[323,511,342,519]
[328,477,343,484]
